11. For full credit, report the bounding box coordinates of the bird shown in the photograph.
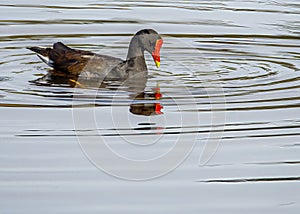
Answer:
[27,29,163,81]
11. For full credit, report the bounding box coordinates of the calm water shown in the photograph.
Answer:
[1,0,300,213]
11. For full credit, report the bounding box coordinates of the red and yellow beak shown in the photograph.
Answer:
[152,39,163,68]
[155,103,163,115]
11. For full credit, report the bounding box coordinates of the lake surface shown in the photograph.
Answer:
[1,0,300,213]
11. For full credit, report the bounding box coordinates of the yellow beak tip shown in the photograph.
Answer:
[155,61,161,68]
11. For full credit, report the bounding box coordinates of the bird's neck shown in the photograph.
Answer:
[126,36,147,71]
[127,36,144,59]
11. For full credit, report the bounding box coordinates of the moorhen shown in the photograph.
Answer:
[27,29,163,80]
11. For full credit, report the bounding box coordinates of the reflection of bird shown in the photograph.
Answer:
[27,29,163,80]
[130,103,163,116]
[129,84,163,116]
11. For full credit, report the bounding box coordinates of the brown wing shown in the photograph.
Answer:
[28,42,124,76]
[48,42,95,75]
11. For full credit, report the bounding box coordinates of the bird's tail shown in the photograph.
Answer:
[27,46,53,66]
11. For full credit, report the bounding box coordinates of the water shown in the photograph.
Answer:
[1,0,300,213]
